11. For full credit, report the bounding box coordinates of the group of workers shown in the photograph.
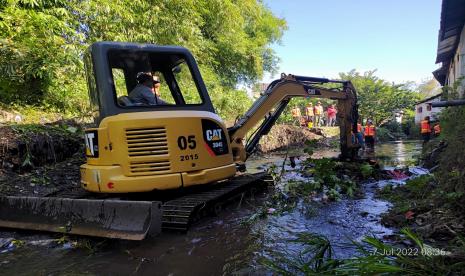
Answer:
[291,101,338,128]
[420,116,441,144]
[353,120,376,149]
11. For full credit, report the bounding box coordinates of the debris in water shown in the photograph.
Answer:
[409,167,429,175]
[0,241,15,254]
[191,238,202,244]
[28,239,56,247]
[385,169,409,180]
[405,210,415,220]
[62,242,75,250]
[289,156,296,168]
[0,238,13,249]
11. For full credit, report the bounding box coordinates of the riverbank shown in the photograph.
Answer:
[373,106,465,272]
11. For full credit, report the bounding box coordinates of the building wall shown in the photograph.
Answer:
[446,25,465,97]
[414,97,443,124]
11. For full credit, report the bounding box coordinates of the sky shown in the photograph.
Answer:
[263,0,442,84]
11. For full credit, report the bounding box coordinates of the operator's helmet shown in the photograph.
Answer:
[136,72,153,83]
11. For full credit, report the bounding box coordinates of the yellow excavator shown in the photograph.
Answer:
[0,42,359,240]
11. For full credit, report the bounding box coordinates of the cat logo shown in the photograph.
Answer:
[307,88,317,95]
[206,129,222,141]
[202,119,228,155]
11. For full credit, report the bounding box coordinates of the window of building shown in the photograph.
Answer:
[426,103,432,111]
[417,106,423,113]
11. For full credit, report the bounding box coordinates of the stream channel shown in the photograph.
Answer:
[0,141,424,275]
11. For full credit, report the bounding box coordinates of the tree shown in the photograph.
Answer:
[0,0,286,119]
[417,78,441,99]
[339,70,420,126]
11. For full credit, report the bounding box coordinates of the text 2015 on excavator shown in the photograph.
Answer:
[0,42,359,240]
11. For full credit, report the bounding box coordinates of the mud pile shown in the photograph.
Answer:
[256,124,327,153]
[0,123,84,196]
[0,124,83,172]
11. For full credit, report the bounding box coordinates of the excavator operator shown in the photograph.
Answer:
[128,72,168,105]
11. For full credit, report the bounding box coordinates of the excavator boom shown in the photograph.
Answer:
[229,74,359,163]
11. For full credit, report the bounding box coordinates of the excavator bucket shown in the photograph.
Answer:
[0,196,161,240]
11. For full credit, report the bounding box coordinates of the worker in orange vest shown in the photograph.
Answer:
[364,120,376,149]
[305,102,314,127]
[313,101,323,127]
[291,106,302,126]
[356,121,365,149]
[433,123,441,137]
[420,116,431,143]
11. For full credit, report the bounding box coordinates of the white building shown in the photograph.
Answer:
[433,0,465,97]
[414,94,443,124]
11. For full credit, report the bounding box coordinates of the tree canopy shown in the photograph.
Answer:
[0,0,286,119]
[339,70,421,126]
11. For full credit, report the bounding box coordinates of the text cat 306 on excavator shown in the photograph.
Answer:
[0,42,359,240]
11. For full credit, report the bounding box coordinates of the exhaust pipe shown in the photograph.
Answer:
[432,100,465,107]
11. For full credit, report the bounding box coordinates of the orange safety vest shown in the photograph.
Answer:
[365,125,375,136]
[291,108,301,117]
[305,106,313,116]
[420,120,431,134]
[433,124,441,134]
[357,123,362,132]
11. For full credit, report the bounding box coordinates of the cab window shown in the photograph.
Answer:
[107,50,204,107]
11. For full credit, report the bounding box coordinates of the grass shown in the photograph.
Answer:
[0,103,94,125]
[261,228,465,275]
[318,127,340,138]
[377,175,436,227]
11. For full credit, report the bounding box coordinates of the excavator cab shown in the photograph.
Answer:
[81,42,236,193]
[84,42,216,123]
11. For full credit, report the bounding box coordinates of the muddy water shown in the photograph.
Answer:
[0,141,422,275]
[373,140,422,169]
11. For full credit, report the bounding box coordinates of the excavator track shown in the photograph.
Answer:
[162,172,273,231]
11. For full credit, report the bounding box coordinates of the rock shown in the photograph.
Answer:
[360,211,369,217]
[267,208,276,214]
[28,239,56,247]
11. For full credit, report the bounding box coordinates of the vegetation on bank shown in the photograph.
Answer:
[0,0,286,120]
[261,228,465,275]
[386,80,465,237]
[371,80,465,274]
[0,122,83,173]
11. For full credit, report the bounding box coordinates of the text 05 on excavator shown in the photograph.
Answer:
[0,42,359,240]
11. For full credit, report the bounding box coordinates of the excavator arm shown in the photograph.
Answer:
[228,74,359,164]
